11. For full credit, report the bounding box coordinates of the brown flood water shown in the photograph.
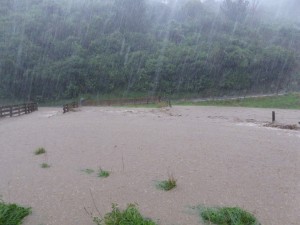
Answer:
[0,106,299,225]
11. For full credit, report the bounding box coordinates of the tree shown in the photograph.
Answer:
[180,0,203,21]
[249,0,259,15]
[112,0,147,33]
[221,0,250,22]
[0,0,299,100]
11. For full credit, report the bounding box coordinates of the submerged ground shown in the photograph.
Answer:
[0,106,299,225]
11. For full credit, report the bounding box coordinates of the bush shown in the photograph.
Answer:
[0,201,31,225]
[200,206,260,225]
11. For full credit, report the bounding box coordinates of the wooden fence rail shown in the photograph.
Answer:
[63,102,79,113]
[82,96,163,106]
[0,102,38,118]
[63,97,170,113]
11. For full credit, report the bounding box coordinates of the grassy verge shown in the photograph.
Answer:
[0,201,31,225]
[93,204,157,225]
[176,93,300,109]
[82,92,149,100]
[199,206,260,225]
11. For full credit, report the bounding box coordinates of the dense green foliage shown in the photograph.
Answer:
[0,201,31,225]
[200,206,260,225]
[0,0,299,101]
[178,93,300,109]
[93,204,157,225]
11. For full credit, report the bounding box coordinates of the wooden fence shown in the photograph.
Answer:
[81,96,163,106]
[63,102,79,113]
[0,102,38,118]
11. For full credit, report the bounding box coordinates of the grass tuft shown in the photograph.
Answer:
[40,163,50,168]
[98,169,110,178]
[0,201,31,225]
[93,204,157,225]
[157,175,177,191]
[34,147,46,155]
[199,206,261,225]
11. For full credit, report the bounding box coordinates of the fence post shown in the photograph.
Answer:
[10,106,12,117]
[272,111,275,123]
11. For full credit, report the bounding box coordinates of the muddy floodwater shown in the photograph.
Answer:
[0,106,299,225]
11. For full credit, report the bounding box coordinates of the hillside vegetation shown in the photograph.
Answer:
[0,0,299,101]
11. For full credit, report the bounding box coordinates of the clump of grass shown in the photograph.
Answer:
[157,174,177,191]
[199,206,261,225]
[34,147,46,155]
[93,204,157,225]
[40,163,50,168]
[98,169,110,178]
[82,168,95,174]
[0,201,31,225]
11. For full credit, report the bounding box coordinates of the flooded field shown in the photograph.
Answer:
[0,106,299,225]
